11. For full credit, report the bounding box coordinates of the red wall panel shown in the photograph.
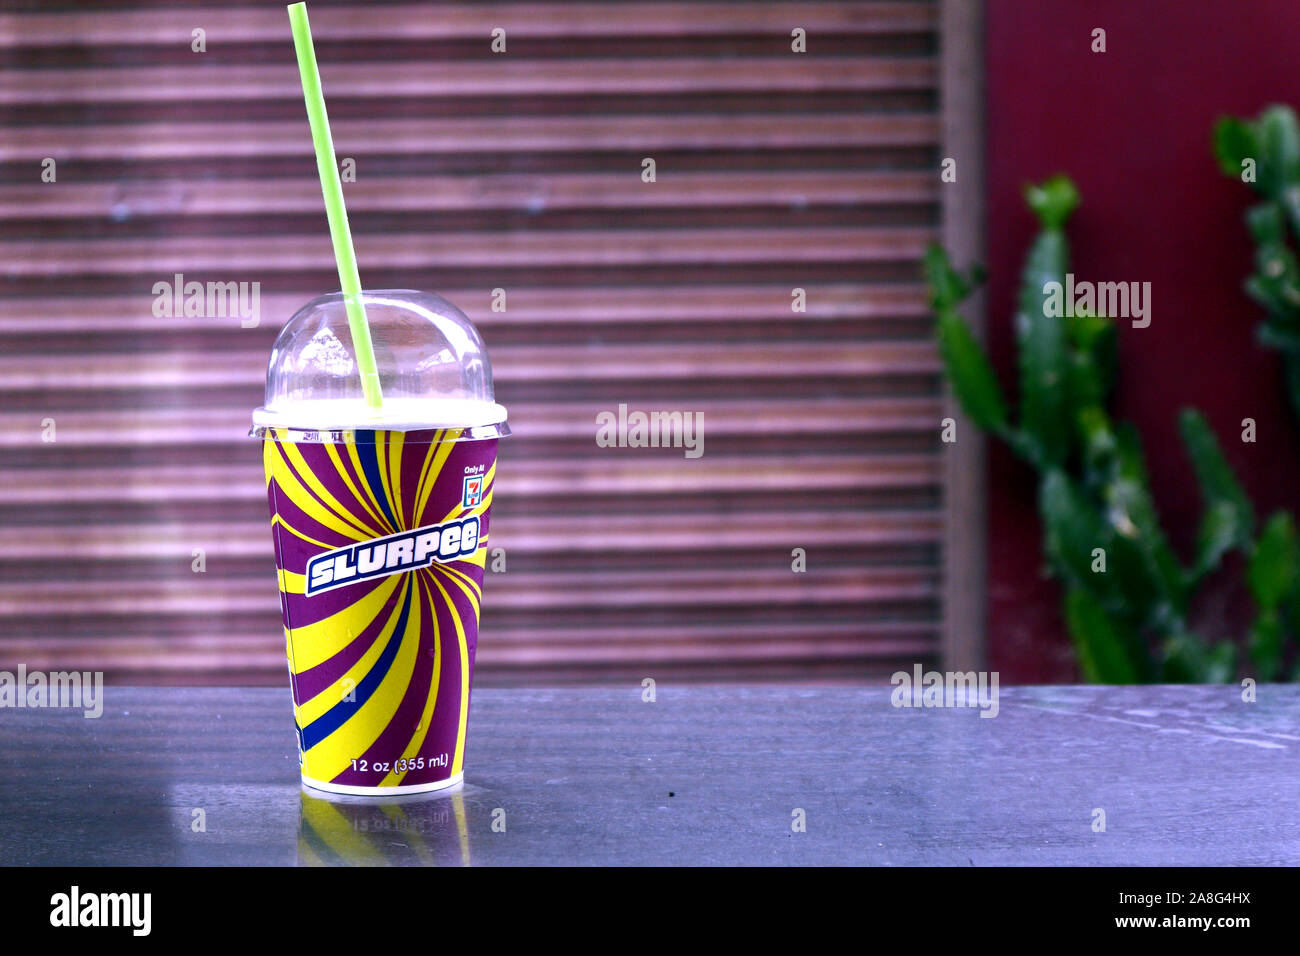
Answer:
[985,0,1300,679]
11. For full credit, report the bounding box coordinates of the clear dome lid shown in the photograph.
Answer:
[252,290,508,433]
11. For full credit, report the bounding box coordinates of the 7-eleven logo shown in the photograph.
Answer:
[462,475,484,509]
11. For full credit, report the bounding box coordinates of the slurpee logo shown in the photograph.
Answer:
[305,516,481,596]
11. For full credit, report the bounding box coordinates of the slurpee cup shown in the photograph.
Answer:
[251,290,509,796]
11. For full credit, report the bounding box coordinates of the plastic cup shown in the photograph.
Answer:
[251,290,508,797]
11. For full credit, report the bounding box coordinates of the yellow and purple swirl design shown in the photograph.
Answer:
[261,426,497,795]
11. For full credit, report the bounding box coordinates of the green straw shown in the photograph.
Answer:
[287,1,383,409]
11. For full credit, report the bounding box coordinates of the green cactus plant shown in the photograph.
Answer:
[1215,104,1300,422]
[928,175,1300,682]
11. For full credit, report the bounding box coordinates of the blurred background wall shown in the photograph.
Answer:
[985,0,1300,679]
[0,1,947,685]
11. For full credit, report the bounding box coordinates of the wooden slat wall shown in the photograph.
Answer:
[0,0,942,684]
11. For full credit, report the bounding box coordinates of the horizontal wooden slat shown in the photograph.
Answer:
[475,628,938,670]
[0,621,938,683]
[0,454,938,505]
[0,59,935,106]
[0,622,936,657]
[0,510,941,559]
[0,284,931,334]
[0,397,940,447]
[0,114,938,161]
[0,171,937,220]
[0,341,939,391]
[0,566,936,617]
[2,227,932,278]
[0,3,936,48]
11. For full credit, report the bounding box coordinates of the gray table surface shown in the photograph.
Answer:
[1,685,1297,866]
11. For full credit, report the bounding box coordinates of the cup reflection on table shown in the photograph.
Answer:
[297,786,472,866]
